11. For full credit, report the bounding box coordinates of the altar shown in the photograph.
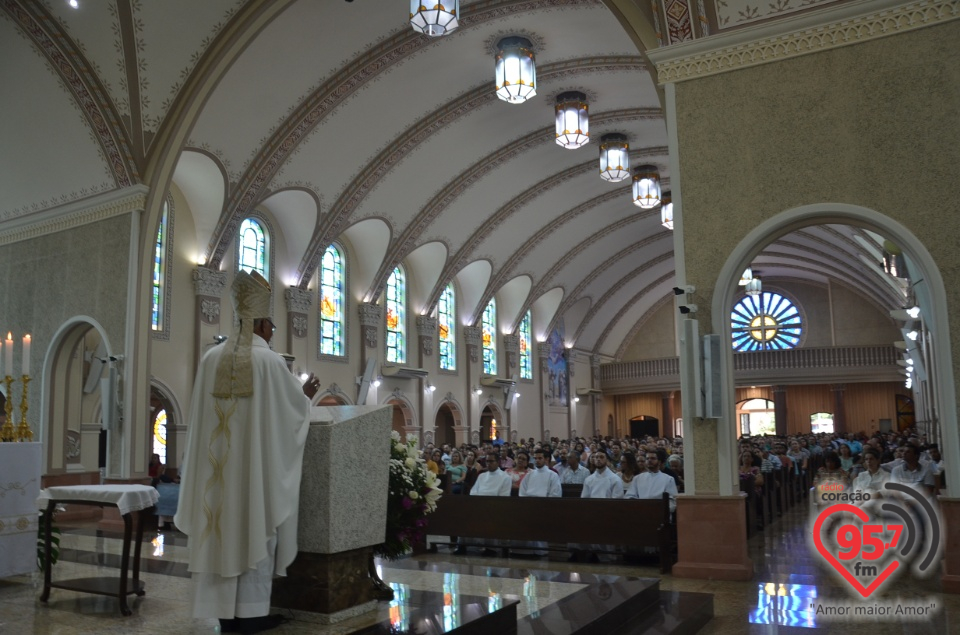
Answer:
[0,442,42,578]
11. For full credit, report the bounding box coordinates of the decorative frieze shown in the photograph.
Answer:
[285,287,313,314]
[416,316,437,356]
[193,267,227,297]
[464,326,482,363]
[358,303,382,348]
[503,334,519,369]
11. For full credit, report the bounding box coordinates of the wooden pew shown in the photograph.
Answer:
[426,493,675,573]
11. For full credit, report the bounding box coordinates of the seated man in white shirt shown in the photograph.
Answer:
[455,451,512,556]
[571,451,625,562]
[625,451,678,513]
[891,445,937,496]
[517,449,562,556]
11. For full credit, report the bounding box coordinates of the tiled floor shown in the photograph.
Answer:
[2,502,958,634]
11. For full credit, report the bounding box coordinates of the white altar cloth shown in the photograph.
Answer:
[37,485,159,516]
[0,442,42,578]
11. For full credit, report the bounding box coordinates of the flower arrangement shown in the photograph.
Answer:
[374,430,443,560]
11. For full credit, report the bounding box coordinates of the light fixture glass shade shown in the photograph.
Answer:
[495,37,536,104]
[555,91,589,148]
[660,190,673,230]
[745,277,762,296]
[739,268,753,286]
[599,133,629,181]
[410,1,459,36]
[631,164,660,208]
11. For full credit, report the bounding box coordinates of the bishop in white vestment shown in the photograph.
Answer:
[175,271,319,631]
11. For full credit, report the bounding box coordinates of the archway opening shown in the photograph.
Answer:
[738,399,775,437]
[629,414,659,439]
[434,403,456,447]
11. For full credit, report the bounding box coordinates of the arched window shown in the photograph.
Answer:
[238,217,268,279]
[810,412,834,434]
[319,244,345,356]
[438,283,456,371]
[737,398,775,436]
[731,291,802,351]
[152,409,167,464]
[482,299,497,375]
[151,201,169,333]
[518,310,532,380]
[386,266,406,363]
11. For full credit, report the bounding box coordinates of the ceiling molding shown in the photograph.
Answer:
[0,185,148,246]
[648,0,960,84]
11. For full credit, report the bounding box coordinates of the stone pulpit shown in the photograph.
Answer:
[271,405,392,623]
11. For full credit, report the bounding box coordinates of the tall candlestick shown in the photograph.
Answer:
[4,333,11,376]
[22,334,30,376]
[0,339,4,377]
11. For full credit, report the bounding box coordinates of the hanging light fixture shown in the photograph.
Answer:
[660,191,673,230]
[632,164,661,209]
[410,1,459,37]
[599,133,630,181]
[495,37,536,104]
[555,91,589,149]
[745,276,762,297]
[739,268,753,286]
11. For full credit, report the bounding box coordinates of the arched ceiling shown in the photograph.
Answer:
[0,0,907,359]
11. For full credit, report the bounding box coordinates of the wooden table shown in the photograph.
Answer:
[37,485,159,615]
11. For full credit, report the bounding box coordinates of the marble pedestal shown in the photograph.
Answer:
[672,494,754,581]
[270,405,392,621]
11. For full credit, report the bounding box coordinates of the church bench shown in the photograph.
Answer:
[425,493,675,573]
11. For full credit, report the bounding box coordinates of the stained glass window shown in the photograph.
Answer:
[151,202,168,331]
[239,218,268,278]
[152,409,167,464]
[482,299,497,375]
[438,283,456,371]
[319,244,344,356]
[519,310,532,380]
[386,266,406,363]
[731,292,802,351]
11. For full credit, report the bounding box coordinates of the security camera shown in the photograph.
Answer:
[678,304,698,314]
[673,285,696,296]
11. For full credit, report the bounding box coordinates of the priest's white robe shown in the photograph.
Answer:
[175,335,311,619]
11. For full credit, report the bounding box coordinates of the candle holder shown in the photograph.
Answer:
[17,374,32,442]
[0,375,14,442]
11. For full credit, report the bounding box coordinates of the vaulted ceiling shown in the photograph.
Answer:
[0,0,905,359]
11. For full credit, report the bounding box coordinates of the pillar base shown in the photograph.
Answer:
[939,498,960,594]
[672,494,754,582]
[271,547,380,615]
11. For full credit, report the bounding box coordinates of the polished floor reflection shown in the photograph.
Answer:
[1,502,958,634]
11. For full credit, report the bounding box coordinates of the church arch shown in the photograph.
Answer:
[40,316,116,476]
[383,390,417,442]
[712,203,959,495]
[432,396,464,448]
[150,377,184,469]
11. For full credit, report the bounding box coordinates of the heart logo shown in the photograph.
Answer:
[812,504,900,598]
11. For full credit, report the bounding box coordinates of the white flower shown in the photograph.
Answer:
[405,457,416,470]
[391,430,401,442]
[408,491,419,500]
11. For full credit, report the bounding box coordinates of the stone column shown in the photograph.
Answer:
[415,316,437,439]
[831,384,846,435]
[538,342,550,442]
[285,287,312,362]
[464,326,481,436]
[592,355,602,437]
[193,267,227,368]
[662,391,675,438]
[357,304,382,406]
[773,385,788,436]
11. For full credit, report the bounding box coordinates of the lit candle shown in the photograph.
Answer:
[22,334,31,376]
[4,333,11,377]
[0,339,4,377]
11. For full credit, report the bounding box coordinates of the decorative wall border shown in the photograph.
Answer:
[0,185,147,246]
[648,0,960,83]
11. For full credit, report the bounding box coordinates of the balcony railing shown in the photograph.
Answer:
[600,345,902,394]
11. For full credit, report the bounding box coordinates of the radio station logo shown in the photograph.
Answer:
[810,482,941,599]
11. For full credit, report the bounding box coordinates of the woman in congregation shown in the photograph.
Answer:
[617,450,643,493]
[837,442,858,474]
[461,450,481,494]
[447,449,468,494]
[506,450,531,493]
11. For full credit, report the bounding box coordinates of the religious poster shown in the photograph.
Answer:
[545,325,568,407]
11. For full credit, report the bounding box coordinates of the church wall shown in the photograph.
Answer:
[672,20,960,491]
[620,280,900,361]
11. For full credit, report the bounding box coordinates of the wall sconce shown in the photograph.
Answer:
[425,382,437,392]
[474,386,483,395]
[573,396,580,403]
[372,376,382,388]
